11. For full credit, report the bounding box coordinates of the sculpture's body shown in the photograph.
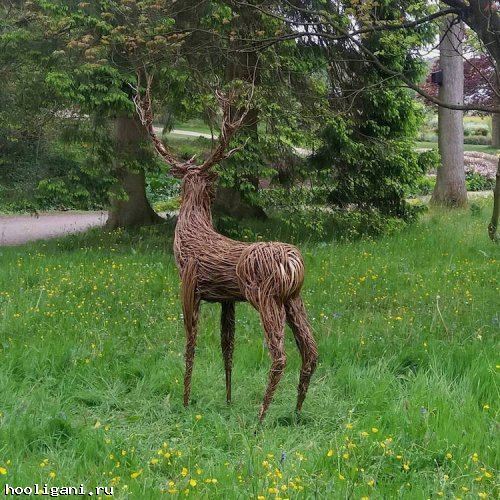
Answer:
[135,81,318,421]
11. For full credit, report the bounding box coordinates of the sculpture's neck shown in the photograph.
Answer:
[178,182,213,228]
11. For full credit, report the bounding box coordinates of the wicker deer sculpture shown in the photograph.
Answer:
[134,78,318,422]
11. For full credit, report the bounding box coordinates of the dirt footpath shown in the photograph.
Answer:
[0,211,107,246]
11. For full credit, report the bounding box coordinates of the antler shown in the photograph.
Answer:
[133,70,253,174]
[198,87,253,172]
[132,71,193,175]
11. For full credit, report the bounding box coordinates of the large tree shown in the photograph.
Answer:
[431,16,467,207]
[238,0,500,238]
[22,0,196,228]
[423,53,500,147]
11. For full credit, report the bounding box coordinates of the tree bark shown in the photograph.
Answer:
[488,157,500,241]
[492,112,500,148]
[106,115,164,229]
[431,16,467,207]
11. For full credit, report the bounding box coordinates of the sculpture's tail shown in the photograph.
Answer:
[236,242,305,306]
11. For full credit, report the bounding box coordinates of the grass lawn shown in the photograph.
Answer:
[0,202,498,498]
[416,141,499,156]
[173,119,212,135]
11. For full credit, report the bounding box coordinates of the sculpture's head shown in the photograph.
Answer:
[172,164,218,202]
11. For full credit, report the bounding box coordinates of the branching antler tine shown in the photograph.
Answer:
[132,70,186,171]
[199,88,252,172]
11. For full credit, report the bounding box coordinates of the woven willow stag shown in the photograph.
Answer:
[134,77,318,422]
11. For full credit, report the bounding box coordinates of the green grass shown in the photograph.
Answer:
[0,202,499,499]
[174,119,212,135]
[416,142,499,155]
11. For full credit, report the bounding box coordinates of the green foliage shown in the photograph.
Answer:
[465,135,492,146]
[311,119,425,219]
[466,172,496,191]
[409,176,436,197]
[464,122,490,137]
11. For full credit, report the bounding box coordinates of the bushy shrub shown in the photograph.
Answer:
[464,135,491,145]
[464,122,490,137]
[466,172,495,191]
[0,139,112,212]
[408,176,436,196]
[153,197,181,212]
[310,118,425,220]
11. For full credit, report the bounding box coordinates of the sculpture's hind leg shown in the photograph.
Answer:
[285,295,318,413]
[255,297,287,422]
[220,301,235,404]
[181,259,200,406]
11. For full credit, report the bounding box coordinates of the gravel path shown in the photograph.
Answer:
[0,211,107,246]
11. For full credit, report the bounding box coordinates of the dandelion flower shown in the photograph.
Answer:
[0,467,7,475]
[403,463,410,471]
[371,427,379,433]
[181,467,188,477]
[189,479,197,487]
[195,415,202,421]
[327,449,334,457]
[446,453,453,459]
[130,470,143,479]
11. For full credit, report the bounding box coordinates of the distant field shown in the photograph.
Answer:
[416,141,499,155]
[0,200,498,498]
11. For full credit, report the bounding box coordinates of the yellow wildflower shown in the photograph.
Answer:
[49,472,56,478]
[446,453,453,459]
[371,427,379,433]
[181,467,188,477]
[130,470,142,479]
[189,479,197,487]
[403,463,410,471]
[327,449,334,457]
[195,414,202,421]
[0,467,7,475]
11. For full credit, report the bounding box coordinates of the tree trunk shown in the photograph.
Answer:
[492,112,500,148]
[488,157,500,242]
[431,16,467,207]
[106,115,164,229]
[216,28,267,221]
